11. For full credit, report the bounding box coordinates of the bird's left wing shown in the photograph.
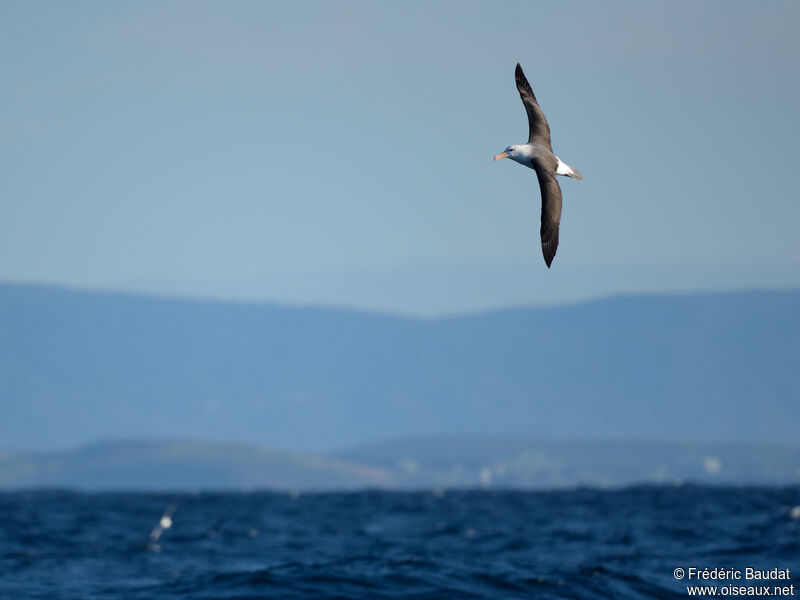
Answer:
[535,168,562,268]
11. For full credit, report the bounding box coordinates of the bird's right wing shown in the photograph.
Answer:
[515,63,552,150]
[535,168,562,268]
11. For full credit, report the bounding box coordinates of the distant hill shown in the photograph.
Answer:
[0,439,392,491]
[335,435,800,488]
[0,437,797,490]
[1,283,799,451]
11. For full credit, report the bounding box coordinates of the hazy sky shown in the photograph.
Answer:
[2,1,798,314]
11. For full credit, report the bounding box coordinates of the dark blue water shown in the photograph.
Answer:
[1,486,798,599]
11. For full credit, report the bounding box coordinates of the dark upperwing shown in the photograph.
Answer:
[534,167,562,268]
[515,63,552,151]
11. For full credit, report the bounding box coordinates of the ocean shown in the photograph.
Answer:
[1,486,798,599]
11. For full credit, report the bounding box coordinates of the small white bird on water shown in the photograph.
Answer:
[494,63,582,268]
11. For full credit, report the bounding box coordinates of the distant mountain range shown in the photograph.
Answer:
[1,437,798,490]
[1,283,799,453]
[0,439,391,491]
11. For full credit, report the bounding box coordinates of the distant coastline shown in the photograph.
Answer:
[1,437,798,491]
[3,284,799,453]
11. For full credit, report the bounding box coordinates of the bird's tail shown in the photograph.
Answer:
[555,157,583,180]
[566,165,582,180]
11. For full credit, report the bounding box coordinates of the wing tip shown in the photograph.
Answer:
[541,230,559,269]
[542,242,557,268]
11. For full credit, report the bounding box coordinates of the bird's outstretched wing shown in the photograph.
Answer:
[535,168,562,268]
[515,63,552,150]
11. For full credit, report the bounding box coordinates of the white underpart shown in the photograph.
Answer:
[555,156,575,177]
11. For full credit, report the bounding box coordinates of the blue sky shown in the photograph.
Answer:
[1,1,798,314]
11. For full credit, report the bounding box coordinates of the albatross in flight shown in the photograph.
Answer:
[494,63,582,268]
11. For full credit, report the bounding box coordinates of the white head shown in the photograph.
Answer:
[493,144,529,164]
